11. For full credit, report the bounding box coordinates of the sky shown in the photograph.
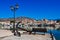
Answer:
[0,0,60,19]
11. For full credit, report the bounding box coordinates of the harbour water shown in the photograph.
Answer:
[48,30,60,40]
[37,30,60,40]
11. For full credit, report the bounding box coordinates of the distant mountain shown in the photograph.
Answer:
[16,16,36,20]
[55,19,60,22]
[0,16,60,22]
[0,18,10,22]
[0,16,36,21]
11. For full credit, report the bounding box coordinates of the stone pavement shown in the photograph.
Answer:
[0,30,13,37]
[1,34,52,40]
[0,30,55,40]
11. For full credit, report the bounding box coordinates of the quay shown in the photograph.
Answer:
[0,30,55,40]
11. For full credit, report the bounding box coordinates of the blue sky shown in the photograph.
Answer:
[0,0,60,19]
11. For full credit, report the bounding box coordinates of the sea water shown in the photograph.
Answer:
[36,30,60,40]
[47,30,60,40]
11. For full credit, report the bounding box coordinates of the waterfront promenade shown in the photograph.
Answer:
[0,30,55,40]
[1,34,52,40]
[0,30,13,37]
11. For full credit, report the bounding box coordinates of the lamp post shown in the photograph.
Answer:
[50,21,54,40]
[10,4,20,36]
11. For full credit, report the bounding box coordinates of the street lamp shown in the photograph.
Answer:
[10,4,20,36]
